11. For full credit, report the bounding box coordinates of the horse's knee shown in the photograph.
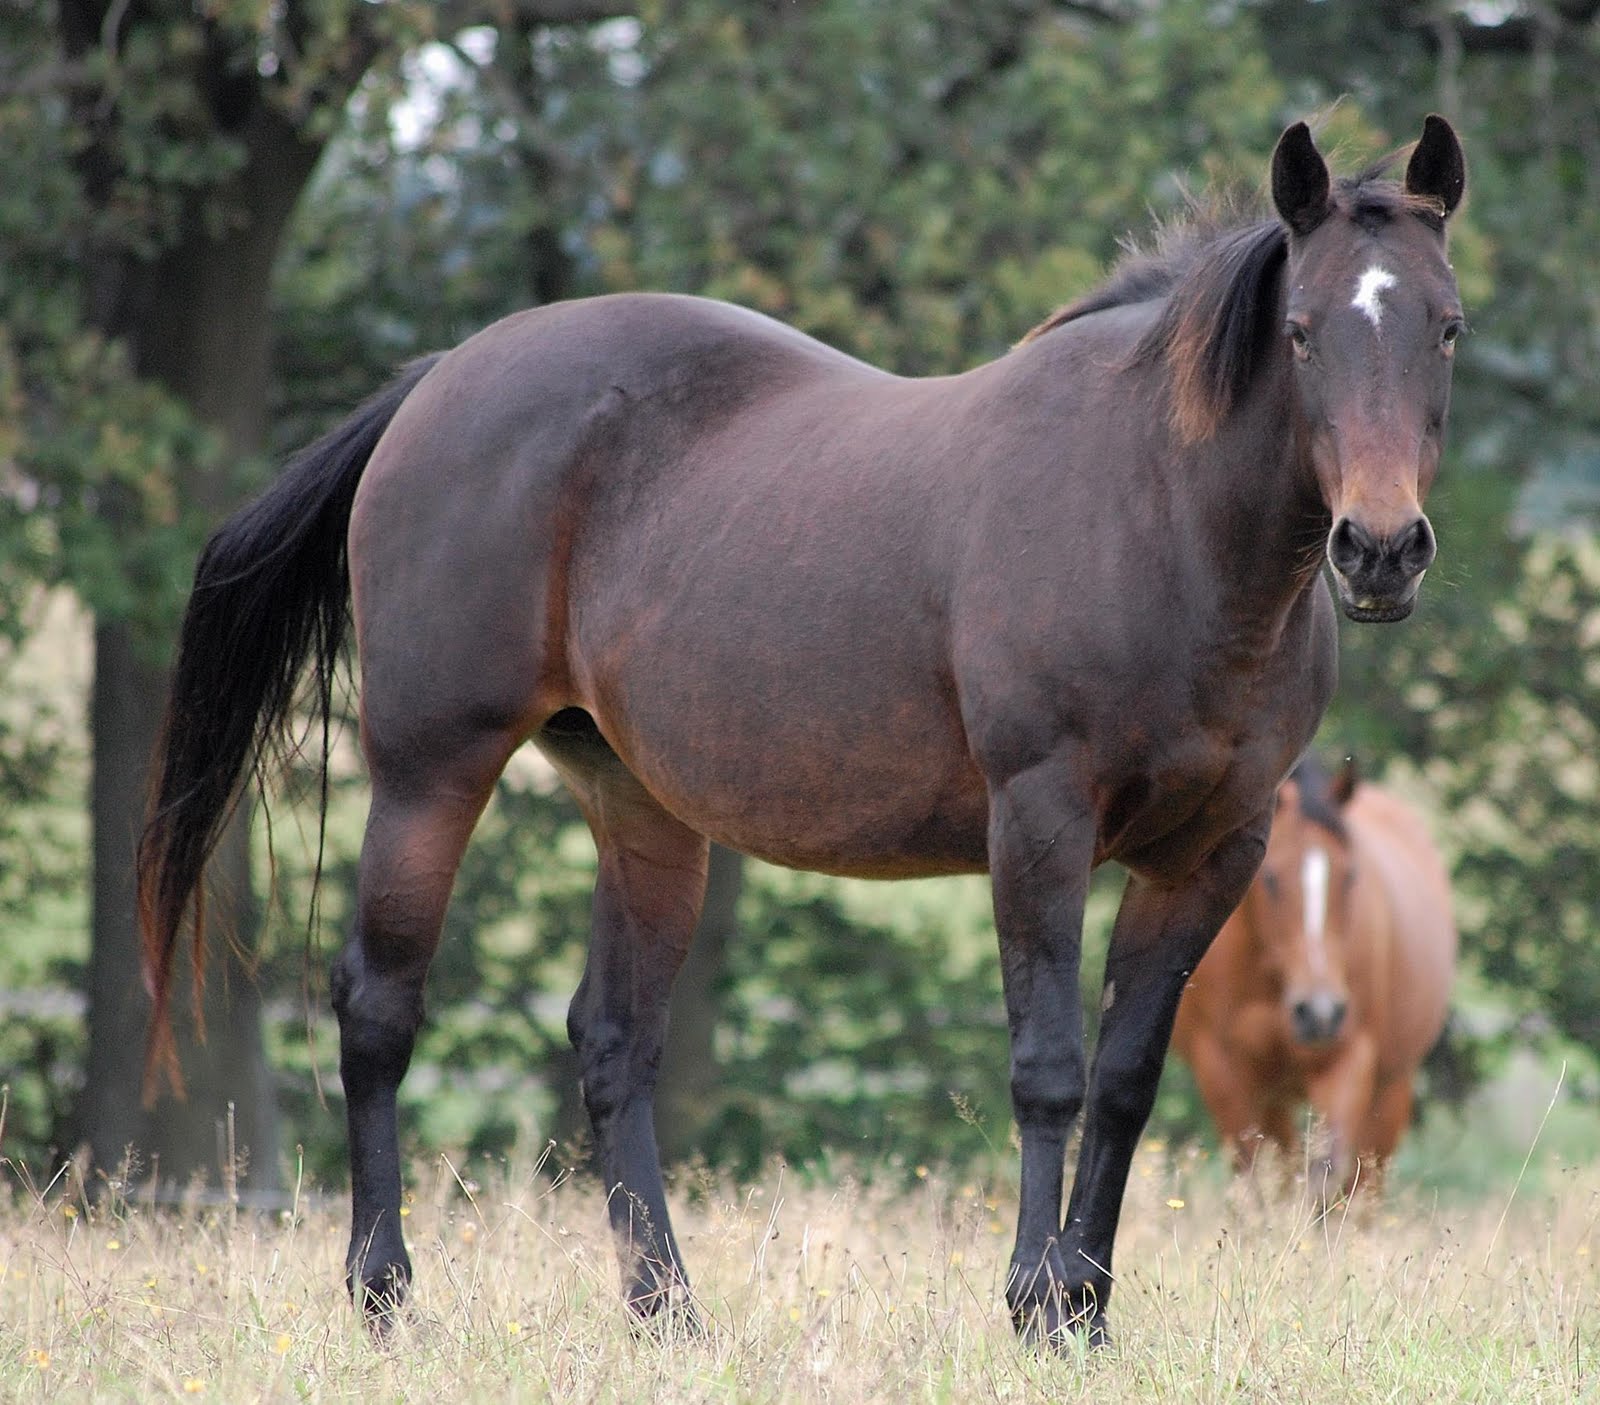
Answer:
[1009,1050,1085,1133]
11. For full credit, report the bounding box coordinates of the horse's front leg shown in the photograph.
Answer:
[1306,1030,1378,1202]
[986,760,1096,1346]
[1060,813,1272,1344]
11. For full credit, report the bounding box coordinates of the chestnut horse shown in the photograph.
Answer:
[1171,759,1457,1195]
[137,118,1466,1346]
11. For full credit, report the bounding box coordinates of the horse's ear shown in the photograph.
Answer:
[1330,757,1360,807]
[1271,122,1332,238]
[1404,114,1466,221]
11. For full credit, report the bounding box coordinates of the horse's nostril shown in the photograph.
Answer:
[1327,517,1375,576]
[1394,516,1437,575]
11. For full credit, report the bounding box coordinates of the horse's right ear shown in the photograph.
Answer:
[1271,122,1332,238]
[1330,757,1360,807]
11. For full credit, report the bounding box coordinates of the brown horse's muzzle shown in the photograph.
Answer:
[1326,513,1436,622]
[1288,989,1348,1046]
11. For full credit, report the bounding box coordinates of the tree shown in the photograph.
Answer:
[4,0,628,1195]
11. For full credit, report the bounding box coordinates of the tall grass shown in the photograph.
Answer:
[3,1136,1596,1402]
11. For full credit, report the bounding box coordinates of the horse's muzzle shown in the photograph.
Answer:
[1327,514,1436,623]
[1289,992,1348,1046]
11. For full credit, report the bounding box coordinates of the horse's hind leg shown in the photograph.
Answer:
[331,726,518,1323]
[542,721,710,1324]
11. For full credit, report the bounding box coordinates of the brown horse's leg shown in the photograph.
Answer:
[1060,813,1271,1344]
[332,729,516,1324]
[1305,1032,1377,1202]
[543,724,710,1325]
[1258,1101,1300,1193]
[985,763,1095,1346]
[1354,1073,1412,1199]
[1182,1030,1268,1173]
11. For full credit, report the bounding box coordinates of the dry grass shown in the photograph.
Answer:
[2,1140,1598,1403]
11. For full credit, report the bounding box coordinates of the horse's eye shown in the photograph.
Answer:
[1286,323,1312,362]
[1441,319,1466,356]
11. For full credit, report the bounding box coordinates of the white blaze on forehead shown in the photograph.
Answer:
[1301,846,1330,975]
[1352,264,1397,330]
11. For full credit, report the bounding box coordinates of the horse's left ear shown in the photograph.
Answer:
[1404,114,1466,221]
[1330,757,1360,807]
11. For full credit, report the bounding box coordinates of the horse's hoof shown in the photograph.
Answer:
[626,1278,702,1342]
[1010,1278,1110,1353]
[348,1260,411,1338]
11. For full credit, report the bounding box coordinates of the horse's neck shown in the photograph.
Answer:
[1190,368,1328,662]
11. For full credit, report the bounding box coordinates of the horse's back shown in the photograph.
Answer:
[1350,786,1457,1069]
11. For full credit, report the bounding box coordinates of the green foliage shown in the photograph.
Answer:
[1411,539,1600,1046]
[569,0,1291,371]
[0,11,221,650]
[257,0,1600,1177]
[701,879,1010,1178]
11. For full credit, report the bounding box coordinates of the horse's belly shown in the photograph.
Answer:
[695,789,991,878]
[585,660,991,877]
[616,722,992,878]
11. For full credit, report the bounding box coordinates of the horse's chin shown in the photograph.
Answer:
[1336,589,1417,624]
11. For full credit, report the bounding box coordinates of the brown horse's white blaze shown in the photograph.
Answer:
[1172,761,1458,1195]
[1291,842,1348,1045]
[135,118,1467,1351]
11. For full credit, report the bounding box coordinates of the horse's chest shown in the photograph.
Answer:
[1096,737,1237,866]
[1095,688,1313,879]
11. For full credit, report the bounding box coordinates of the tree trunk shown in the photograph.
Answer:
[83,631,279,1196]
[75,105,323,1200]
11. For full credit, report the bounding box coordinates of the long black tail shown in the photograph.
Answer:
[137,355,440,1095]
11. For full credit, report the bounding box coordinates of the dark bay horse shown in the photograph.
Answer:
[138,117,1466,1346]
[1171,759,1457,1196]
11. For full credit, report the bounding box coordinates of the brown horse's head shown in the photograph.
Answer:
[1271,117,1466,623]
[1250,759,1361,1047]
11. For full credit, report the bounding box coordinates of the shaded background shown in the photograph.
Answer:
[2,0,1598,1202]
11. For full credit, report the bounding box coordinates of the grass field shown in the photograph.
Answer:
[2,1135,1597,1403]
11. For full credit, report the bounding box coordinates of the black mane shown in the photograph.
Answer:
[1021,166,1433,442]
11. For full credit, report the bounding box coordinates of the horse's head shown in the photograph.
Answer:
[1271,117,1466,623]
[1251,760,1361,1047]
